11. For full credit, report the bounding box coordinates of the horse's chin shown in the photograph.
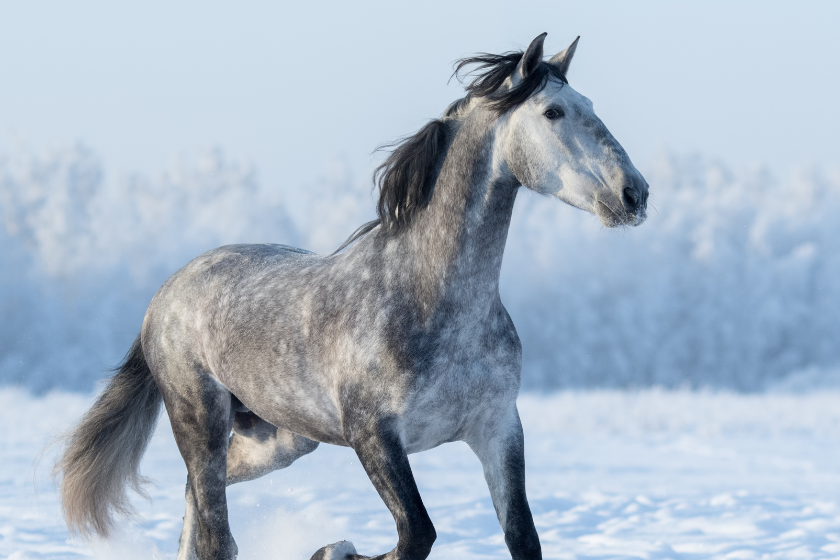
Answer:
[595,200,646,228]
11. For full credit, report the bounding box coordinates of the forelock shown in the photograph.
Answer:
[453,51,568,115]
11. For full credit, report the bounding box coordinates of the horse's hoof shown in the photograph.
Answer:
[309,540,358,560]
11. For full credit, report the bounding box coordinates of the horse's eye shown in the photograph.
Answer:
[544,108,563,120]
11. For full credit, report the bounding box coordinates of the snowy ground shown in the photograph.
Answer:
[2,388,840,560]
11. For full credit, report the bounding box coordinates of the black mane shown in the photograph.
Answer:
[453,51,567,115]
[334,50,567,252]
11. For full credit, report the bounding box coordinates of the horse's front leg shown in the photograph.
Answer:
[467,404,542,560]
[310,418,436,560]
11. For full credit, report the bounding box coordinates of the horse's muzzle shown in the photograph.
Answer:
[596,176,648,227]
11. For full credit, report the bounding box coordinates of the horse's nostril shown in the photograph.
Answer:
[622,186,639,210]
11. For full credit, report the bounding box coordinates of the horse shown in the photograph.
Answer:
[55,32,648,560]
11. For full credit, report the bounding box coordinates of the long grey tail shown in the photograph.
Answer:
[54,334,162,538]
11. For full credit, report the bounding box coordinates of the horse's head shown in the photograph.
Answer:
[469,33,648,227]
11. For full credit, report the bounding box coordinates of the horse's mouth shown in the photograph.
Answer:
[595,199,646,228]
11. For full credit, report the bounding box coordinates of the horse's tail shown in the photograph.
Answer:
[54,334,162,538]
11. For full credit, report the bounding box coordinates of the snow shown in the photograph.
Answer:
[1,148,839,392]
[4,388,840,559]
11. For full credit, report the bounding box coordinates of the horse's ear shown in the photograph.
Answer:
[549,36,580,77]
[510,32,547,86]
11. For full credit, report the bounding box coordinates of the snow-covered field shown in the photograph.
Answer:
[4,388,840,560]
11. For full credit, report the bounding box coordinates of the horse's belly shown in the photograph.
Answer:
[227,377,349,446]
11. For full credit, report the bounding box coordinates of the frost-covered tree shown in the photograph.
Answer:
[1,147,838,391]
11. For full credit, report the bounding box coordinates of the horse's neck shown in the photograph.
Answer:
[398,113,518,309]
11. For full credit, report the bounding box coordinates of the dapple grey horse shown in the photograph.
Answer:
[56,33,648,560]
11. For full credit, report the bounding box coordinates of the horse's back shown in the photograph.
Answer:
[141,242,321,372]
[145,242,317,312]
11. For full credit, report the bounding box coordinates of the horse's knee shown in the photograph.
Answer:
[227,415,318,485]
[292,433,319,456]
[262,428,319,467]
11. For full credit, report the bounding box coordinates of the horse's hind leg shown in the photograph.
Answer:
[178,408,319,559]
[178,480,201,560]
[156,369,237,560]
[226,411,319,485]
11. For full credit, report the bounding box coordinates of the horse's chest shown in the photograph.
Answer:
[399,346,520,453]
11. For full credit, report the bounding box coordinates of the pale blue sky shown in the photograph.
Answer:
[0,1,837,191]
